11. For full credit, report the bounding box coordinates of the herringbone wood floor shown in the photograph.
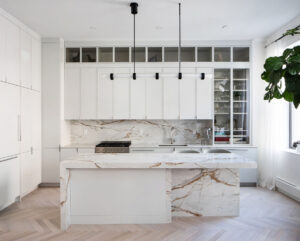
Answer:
[0,187,299,241]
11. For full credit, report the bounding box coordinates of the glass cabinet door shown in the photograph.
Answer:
[214,69,231,144]
[233,69,250,144]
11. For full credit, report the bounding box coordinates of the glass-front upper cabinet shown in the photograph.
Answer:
[98,47,113,62]
[131,47,145,62]
[214,47,231,62]
[233,69,250,144]
[82,48,96,62]
[214,68,250,145]
[233,47,250,62]
[148,47,162,62]
[214,69,231,144]
[115,47,129,62]
[66,48,80,63]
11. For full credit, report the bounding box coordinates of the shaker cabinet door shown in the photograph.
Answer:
[31,38,41,91]
[0,15,5,82]
[5,18,20,85]
[64,67,80,119]
[131,70,146,119]
[98,68,113,119]
[113,69,130,119]
[20,30,32,88]
[80,68,97,119]
[163,69,179,119]
[0,82,20,158]
[179,68,196,119]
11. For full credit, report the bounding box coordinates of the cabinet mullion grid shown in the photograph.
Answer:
[230,67,233,145]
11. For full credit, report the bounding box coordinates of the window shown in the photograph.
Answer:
[290,104,300,147]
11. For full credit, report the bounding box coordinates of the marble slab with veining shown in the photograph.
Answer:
[60,152,256,230]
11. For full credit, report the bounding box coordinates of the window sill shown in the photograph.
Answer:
[283,149,300,156]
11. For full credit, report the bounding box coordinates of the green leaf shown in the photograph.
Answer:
[282,90,294,102]
[273,86,282,99]
[283,48,293,58]
[294,46,300,54]
[264,56,284,71]
[289,54,300,64]
[264,92,271,101]
[268,69,283,84]
[261,71,269,81]
[286,63,300,75]
[293,95,300,109]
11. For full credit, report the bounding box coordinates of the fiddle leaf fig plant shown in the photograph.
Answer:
[262,25,300,108]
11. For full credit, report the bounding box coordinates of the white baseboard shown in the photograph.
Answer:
[275,177,300,202]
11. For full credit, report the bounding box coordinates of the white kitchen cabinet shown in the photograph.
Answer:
[20,30,32,88]
[5,18,20,85]
[113,69,130,119]
[20,152,35,196]
[98,68,113,119]
[0,82,20,158]
[163,69,179,119]
[146,77,163,119]
[196,68,213,119]
[179,68,196,119]
[131,69,146,119]
[0,15,5,82]
[65,67,80,119]
[32,91,42,150]
[81,68,97,119]
[31,38,41,91]
[0,156,20,211]
[20,88,32,154]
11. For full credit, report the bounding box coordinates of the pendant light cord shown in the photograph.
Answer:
[178,3,181,74]
[133,13,136,74]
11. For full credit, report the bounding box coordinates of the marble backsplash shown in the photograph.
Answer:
[69,120,213,145]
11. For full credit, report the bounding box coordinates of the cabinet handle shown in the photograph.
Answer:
[201,73,205,80]
[30,147,33,154]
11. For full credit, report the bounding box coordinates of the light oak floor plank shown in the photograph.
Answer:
[0,187,299,241]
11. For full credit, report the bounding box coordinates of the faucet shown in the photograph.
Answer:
[170,127,176,144]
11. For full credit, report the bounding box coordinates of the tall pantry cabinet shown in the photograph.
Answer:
[0,8,42,209]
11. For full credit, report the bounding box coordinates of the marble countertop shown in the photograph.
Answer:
[61,143,257,149]
[60,152,257,169]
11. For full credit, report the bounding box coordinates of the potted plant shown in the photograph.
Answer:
[261,25,300,108]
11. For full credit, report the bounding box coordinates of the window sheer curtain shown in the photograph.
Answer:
[255,41,290,189]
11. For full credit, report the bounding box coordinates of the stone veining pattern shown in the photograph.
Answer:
[171,169,240,217]
[69,120,212,145]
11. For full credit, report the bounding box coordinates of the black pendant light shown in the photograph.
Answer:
[130,2,138,80]
[178,3,182,80]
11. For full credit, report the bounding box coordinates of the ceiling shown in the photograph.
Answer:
[0,0,299,41]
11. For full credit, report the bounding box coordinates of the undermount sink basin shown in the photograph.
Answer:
[176,149,200,154]
[201,149,230,154]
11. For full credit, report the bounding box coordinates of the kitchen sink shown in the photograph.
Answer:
[175,149,200,153]
[201,148,230,154]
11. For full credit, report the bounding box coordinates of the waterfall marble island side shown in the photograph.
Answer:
[60,153,256,230]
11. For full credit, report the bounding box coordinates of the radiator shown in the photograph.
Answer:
[275,177,300,202]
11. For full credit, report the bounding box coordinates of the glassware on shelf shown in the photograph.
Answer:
[233,69,250,144]
[214,69,231,144]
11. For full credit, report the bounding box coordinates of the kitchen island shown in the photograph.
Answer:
[60,152,256,230]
